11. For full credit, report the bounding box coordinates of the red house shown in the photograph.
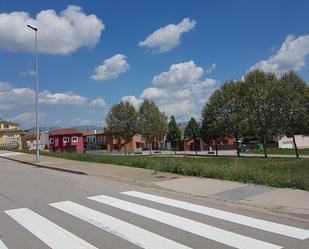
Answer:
[49,128,84,153]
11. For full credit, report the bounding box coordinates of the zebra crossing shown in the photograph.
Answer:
[1,191,309,249]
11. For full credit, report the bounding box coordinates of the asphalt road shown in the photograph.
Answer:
[0,157,308,249]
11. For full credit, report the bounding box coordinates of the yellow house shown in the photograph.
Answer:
[0,119,22,149]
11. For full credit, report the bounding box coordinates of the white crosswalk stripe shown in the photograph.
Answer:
[122,190,309,240]
[5,208,97,249]
[50,201,192,249]
[88,194,283,249]
[0,240,8,249]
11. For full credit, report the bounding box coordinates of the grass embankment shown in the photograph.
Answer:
[247,148,309,155]
[35,151,309,190]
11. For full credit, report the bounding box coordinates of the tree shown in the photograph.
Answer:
[184,117,201,155]
[138,99,168,155]
[217,81,248,157]
[106,101,138,154]
[278,71,309,158]
[201,88,232,156]
[243,70,281,158]
[167,115,181,154]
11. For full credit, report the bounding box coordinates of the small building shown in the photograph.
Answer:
[23,131,49,150]
[83,129,108,151]
[279,135,309,149]
[0,119,22,149]
[49,128,84,153]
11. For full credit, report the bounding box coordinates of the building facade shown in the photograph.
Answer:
[0,120,22,149]
[279,135,309,149]
[23,131,49,150]
[83,129,108,151]
[49,128,84,153]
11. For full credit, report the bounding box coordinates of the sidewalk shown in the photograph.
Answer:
[1,150,308,221]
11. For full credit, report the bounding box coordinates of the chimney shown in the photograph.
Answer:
[94,129,97,134]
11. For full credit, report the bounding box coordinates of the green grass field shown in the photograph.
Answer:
[247,148,309,155]
[35,151,309,190]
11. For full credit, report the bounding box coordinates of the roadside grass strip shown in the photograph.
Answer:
[5,208,97,249]
[122,191,309,240]
[50,201,192,249]
[88,194,282,249]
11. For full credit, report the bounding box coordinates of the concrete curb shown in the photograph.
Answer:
[0,155,87,175]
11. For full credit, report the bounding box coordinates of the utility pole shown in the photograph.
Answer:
[27,24,39,163]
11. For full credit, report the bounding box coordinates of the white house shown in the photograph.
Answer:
[278,135,309,149]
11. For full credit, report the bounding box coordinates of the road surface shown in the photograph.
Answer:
[0,157,308,249]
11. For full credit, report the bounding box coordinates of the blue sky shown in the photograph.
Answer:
[0,0,309,128]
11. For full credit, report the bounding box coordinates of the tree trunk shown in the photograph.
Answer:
[292,135,299,159]
[149,142,152,156]
[215,139,218,156]
[236,137,240,157]
[195,138,197,156]
[174,141,176,155]
[263,134,268,158]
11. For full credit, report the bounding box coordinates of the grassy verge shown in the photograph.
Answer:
[24,150,309,190]
[247,148,309,155]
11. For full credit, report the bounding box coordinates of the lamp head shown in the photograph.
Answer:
[27,24,37,31]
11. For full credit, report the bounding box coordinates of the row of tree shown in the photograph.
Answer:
[106,70,309,158]
[201,70,309,158]
[106,99,168,154]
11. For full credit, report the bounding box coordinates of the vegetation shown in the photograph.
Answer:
[138,99,168,154]
[33,150,309,190]
[166,115,181,153]
[184,117,201,155]
[201,70,309,159]
[106,101,138,153]
[278,71,309,158]
[247,148,309,155]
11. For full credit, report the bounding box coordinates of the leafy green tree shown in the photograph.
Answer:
[106,101,138,154]
[217,81,248,157]
[201,100,224,156]
[278,71,309,158]
[167,115,181,154]
[243,70,281,158]
[184,117,201,155]
[138,99,168,154]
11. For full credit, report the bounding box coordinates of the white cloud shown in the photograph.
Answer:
[152,61,204,86]
[79,119,92,126]
[0,82,13,91]
[19,69,35,76]
[39,90,87,105]
[91,54,130,81]
[140,87,167,99]
[0,5,104,55]
[206,63,216,74]
[121,60,217,120]
[89,98,106,108]
[248,34,309,75]
[121,95,143,109]
[10,112,46,127]
[139,18,196,53]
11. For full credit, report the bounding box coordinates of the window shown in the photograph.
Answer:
[63,137,69,143]
[4,124,9,128]
[49,138,54,144]
[72,136,78,143]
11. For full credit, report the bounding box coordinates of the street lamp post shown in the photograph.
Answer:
[27,24,39,163]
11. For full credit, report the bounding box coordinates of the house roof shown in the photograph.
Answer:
[82,129,105,136]
[24,131,36,140]
[0,119,19,127]
[49,128,82,136]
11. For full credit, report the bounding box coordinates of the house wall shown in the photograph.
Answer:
[0,121,22,149]
[49,134,84,153]
[279,135,309,149]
